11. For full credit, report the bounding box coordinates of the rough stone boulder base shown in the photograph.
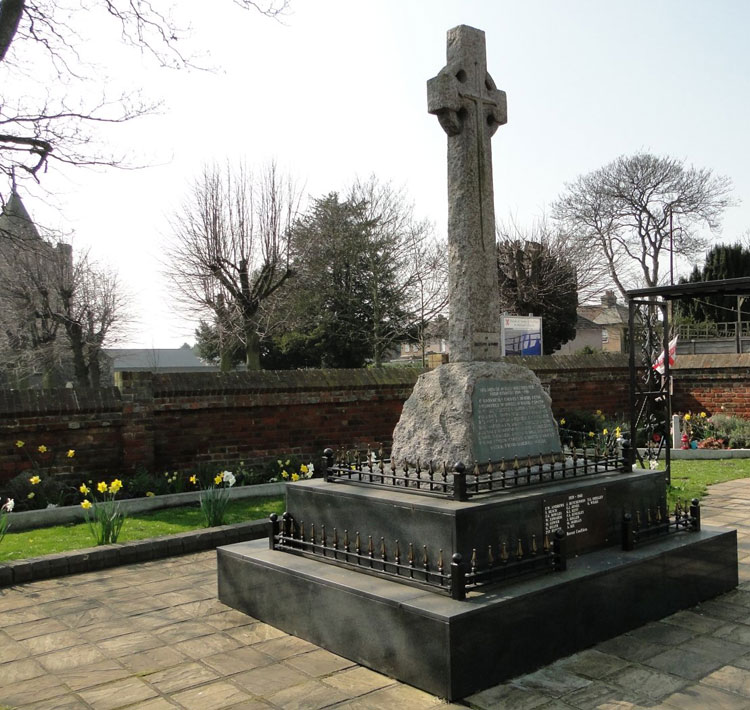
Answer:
[390,362,560,466]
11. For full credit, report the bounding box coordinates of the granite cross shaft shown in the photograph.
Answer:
[427,25,507,362]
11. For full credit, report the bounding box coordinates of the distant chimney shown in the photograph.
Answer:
[601,290,617,307]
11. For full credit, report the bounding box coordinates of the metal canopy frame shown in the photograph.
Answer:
[626,277,750,482]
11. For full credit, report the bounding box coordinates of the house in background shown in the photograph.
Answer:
[554,313,603,355]
[102,346,218,382]
[559,290,631,354]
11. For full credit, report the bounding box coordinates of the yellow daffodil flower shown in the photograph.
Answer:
[97,481,108,493]
[291,473,300,482]
[80,483,90,495]
[588,431,595,438]
[37,445,47,453]
[300,464,309,474]
[214,474,223,485]
[146,491,155,497]
[15,440,24,448]
[603,428,609,435]
[67,449,75,458]
[81,499,92,509]
[27,492,35,499]
[559,418,566,426]
[109,479,123,494]
[281,471,289,479]
[615,427,622,437]
[29,475,41,485]
[700,412,707,418]
[189,475,197,485]
[684,413,691,421]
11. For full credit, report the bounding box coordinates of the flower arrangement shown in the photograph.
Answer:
[270,459,315,483]
[5,441,77,511]
[0,497,13,543]
[80,479,125,545]
[199,470,236,527]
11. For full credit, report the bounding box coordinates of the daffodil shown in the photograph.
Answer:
[15,440,24,448]
[615,427,622,437]
[291,473,300,482]
[81,499,92,509]
[189,475,197,485]
[559,418,566,426]
[97,481,108,493]
[109,479,123,494]
[300,464,309,474]
[588,431,595,438]
[700,412,707,418]
[67,449,75,458]
[603,428,608,435]
[684,413,691,421]
[29,475,41,485]
[281,471,289,479]
[27,492,35,499]
[80,483,90,495]
[214,474,223,485]
[146,491,155,497]
[37,445,47,453]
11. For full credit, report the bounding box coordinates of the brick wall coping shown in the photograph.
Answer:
[145,367,422,396]
[0,387,121,416]
[672,354,750,369]
[6,482,286,532]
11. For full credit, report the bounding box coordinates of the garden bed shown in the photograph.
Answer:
[5,482,285,532]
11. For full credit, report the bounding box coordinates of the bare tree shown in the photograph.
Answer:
[0,239,129,387]
[552,153,733,297]
[166,161,301,370]
[0,0,289,184]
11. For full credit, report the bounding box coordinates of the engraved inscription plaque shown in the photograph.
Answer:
[543,486,608,554]
[471,379,561,461]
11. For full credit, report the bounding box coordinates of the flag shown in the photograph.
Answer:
[652,335,678,374]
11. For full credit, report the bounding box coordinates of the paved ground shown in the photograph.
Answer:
[2,480,750,710]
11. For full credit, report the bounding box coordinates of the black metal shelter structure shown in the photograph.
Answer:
[627,277,750,481]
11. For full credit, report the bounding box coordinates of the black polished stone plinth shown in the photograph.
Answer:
[286,469,668,558]
[218,526,737,700]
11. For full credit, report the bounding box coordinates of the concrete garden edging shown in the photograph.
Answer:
[639,448,750,460]
[0,517,271,588]
[6,481,286,532]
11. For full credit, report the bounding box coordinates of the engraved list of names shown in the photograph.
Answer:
[471,379,560,461]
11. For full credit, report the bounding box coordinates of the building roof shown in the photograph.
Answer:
[0,190,41,242]
[103,348,217,372]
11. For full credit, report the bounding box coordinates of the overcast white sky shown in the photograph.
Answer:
[14,0,750,348]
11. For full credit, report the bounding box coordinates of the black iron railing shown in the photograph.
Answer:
[622,498,700,550]
[322,445,628,502]
[269,512,567,600]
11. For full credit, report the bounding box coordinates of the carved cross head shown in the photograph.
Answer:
[427,25,507,137]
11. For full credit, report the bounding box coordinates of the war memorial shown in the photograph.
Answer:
[217,26,738,700]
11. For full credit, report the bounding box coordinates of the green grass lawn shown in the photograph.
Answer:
[0,496,284,562]
[668,459,750,508]
[1,462,749,563]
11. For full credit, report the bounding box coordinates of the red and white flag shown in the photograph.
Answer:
[652,335,678,374]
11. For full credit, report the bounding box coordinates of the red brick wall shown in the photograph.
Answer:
[2,355,749,486]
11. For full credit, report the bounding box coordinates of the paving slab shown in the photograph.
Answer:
[0,479,750,709]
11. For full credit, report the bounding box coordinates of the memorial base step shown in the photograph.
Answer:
[217,527,738,700]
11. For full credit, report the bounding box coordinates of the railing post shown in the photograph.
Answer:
[553,528,567,571]
[322,448,334,482]
[450,552,466,600]
[453,462,468,501]
[690,498,701,531]
[269,513,279,550]
[622,512,634,551]
[620,432,632,473]
[282,511,293,541]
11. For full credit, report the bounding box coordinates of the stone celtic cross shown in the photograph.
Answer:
[427,25,507,362]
